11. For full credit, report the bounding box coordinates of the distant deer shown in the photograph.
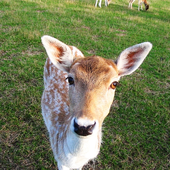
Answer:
[95,0,111,7]
[41,35,152,170]
[129,0,149,11]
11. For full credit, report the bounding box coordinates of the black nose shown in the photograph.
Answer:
[74,119,96,136]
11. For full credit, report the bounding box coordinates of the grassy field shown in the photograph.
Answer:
[0,0,170,169]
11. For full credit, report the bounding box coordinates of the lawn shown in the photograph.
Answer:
[0,0,170,169]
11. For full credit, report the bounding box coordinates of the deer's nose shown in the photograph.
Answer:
[73,119,96,136]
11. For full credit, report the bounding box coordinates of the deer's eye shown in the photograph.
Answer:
[110,81,120,89]
[66,77,74,85]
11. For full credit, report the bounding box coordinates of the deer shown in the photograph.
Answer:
[129,0,149,11]
[41,35,152,170]
[95,0,111,8]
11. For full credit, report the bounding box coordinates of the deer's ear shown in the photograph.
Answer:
[41,35,84,72]
[116,42,152,77]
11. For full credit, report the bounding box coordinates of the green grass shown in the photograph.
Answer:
[0,0,170,169]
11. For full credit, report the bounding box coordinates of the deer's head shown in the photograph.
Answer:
[41,35,152,138]
[145,4,149,11]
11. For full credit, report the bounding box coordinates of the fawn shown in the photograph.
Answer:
[41,35,152,170]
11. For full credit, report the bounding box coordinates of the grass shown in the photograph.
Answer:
[0,0,170,169]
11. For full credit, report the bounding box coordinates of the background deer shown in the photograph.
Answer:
[41,35,152,170]
[95,0,111,7]
[129,0,149,11]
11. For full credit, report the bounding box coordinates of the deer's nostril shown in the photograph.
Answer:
[74,119,96,136]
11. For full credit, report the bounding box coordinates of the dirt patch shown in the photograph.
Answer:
[111,100,119,108]
[82,26,91,30]
[87,49,96,55]
[22,50,42,56]
[116,33,126,37]
[0,130,20,147]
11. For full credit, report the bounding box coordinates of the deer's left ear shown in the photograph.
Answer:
[41,35,84,72]
[116,42,152,77]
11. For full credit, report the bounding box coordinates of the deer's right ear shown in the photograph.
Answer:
[41,35,84,72]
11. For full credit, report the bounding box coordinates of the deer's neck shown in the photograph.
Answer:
[56,128,101,169]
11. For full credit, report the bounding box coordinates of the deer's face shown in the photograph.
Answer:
[68,56,120,136]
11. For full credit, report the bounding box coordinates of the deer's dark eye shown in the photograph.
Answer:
[110,81,120,89]
[66,77,74,85]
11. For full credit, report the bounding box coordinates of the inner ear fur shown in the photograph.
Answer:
[116,42,152,77]
[41,35,84,72]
